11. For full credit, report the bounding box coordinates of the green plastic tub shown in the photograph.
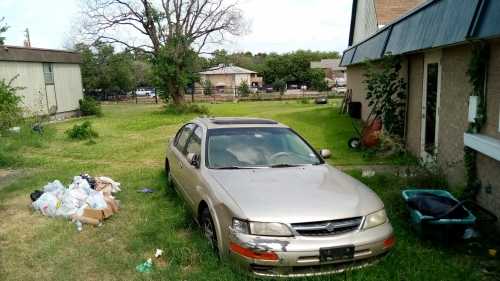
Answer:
[401,189,476,242]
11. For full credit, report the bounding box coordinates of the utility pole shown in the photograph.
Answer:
[24,28,31,47]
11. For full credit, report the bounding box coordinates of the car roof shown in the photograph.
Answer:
[194,117,289,129]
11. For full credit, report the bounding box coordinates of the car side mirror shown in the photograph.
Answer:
[187,153,200,168]
[319,149,331,159]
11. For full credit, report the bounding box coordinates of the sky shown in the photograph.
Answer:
[1,0,353,54]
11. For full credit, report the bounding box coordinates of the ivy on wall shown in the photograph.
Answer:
[363,55,408,138]
[463,42,489,198]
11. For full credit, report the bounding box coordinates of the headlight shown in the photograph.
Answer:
[232,218,250,234]
[232,218,293,237]
[363,209,387,230]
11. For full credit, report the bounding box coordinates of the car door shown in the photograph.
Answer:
[170,123,196,200]
[178,126,204,208]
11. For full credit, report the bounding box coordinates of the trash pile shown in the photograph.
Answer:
[31,174,121,231]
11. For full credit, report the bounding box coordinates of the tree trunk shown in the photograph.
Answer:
[170,86,184,105]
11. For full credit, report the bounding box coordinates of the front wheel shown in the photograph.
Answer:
[348,137,361,149]
[165,158,174,187]
[200,208,219,255]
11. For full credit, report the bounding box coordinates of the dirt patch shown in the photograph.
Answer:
[0,169,23,191]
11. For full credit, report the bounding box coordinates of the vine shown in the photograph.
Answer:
[363,55,407,138]
[463,42,489,198]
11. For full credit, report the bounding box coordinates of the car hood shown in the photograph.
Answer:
[208,165,384,224]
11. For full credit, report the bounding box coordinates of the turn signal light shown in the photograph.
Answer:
[383,235,396,249]
[229,242,279,261]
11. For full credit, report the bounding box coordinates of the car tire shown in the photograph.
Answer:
[165,158,174,187]
[200,208,219,255]
[348,137,361,149]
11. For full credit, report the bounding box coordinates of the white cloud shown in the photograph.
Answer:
[1,0,352,53]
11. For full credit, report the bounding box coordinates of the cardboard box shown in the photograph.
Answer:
[78,216,100,226]
[102,206,113,219]
[83,208,104,221]
[105,197,119,213]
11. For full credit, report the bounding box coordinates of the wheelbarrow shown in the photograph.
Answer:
[402,189,497,242]
[347,117,382,149]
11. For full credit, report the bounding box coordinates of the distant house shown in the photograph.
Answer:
[341,0,500,226]
[0,46,83,119]
[349,0,424,46]
[198,64,263,95]
[310,59,346,86]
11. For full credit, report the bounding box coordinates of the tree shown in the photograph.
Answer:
[238,80,250,97]
[272,79,286,96]
[0,17,8,45]
[202,79,212,95]
[82,0,244,105]
[75,43,136,99]
[152,35,199,102]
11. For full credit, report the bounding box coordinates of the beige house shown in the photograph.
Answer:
[310,59,346,86]
[0,46,83,118]
[198,64,263,95]
[341,0,500,226]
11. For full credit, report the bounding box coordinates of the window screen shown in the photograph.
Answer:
[43,63,54,85]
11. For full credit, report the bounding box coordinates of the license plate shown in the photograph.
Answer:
[319,245,355,262]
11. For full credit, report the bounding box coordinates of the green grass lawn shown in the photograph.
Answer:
[0,101,492,280]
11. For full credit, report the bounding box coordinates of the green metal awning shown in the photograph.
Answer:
[340,0,500,67]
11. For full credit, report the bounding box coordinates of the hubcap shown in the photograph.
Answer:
[203,220,215,246]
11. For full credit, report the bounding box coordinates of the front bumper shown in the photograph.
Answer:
[228,221,394,278]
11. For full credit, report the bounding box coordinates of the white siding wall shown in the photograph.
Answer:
[234,74,251,87]
[0,61,48,115]
[53,64,84,112]
[0,61,83,115]
[352,0,378,45]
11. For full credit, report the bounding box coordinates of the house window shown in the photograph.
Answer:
[43,63,54,85]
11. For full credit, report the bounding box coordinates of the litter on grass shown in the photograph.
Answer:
[31,174,121,231]
[136,258,153,273]
[137,188,155,193]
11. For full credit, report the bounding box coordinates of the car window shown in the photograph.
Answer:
[175,124,196,152]
[206,127,322,168]
[185,126,202,156]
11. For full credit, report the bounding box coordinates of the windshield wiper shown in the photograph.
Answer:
[270,163,304,168]
[213,166,257,170]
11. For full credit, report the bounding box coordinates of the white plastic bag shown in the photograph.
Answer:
[43,180,66,199]
[86,190,108,209]
[32,192,60,217]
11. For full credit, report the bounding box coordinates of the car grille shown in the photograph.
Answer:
[291,217,363,236]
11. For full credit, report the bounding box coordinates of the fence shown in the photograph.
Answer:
[100,90,344,105]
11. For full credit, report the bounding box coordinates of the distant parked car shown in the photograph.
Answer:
[135,88,156,97]
[315,97,328,104]
[164,117,395,278]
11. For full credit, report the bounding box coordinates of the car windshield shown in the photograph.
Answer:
[206,127,323,169]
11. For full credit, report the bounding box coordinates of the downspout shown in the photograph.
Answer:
[404,57,410,144]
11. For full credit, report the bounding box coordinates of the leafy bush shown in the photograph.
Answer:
[164,103,210,115]
[238,81,250,97]
[0,78,22,131]
[202,79,213,96]
[79,96,102,117]
[65,121,99,140]
[272,79,286,95]
[364,55,407,137]
[312,79,329,92]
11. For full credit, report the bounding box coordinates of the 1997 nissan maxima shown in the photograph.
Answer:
[164,117,394,278]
